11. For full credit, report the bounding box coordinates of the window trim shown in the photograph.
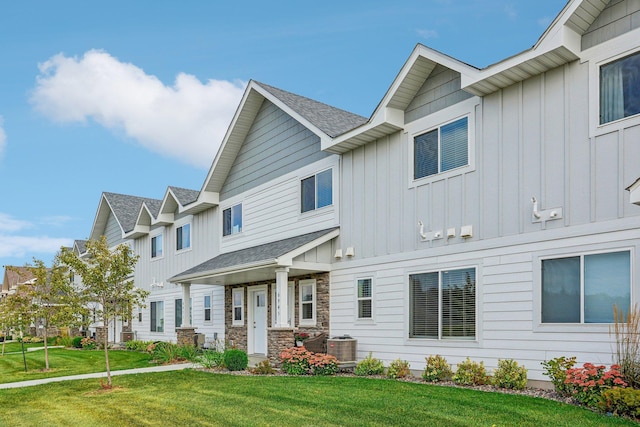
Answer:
[356,277,374,321]
[204,294,212,323]
[407,265,478,342]
[150,300,165,333]
[150,229,164,260]
[232,288,244,326]
[175,298,182,331]
[175,222,192,253]
[406,98,477,188]
[222,203,243,237]
[300,168,333,214]
[585,28,640,138]
[298,279,316,326]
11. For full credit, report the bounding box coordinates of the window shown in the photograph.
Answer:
[223,204,242,236]
[600,51,640,124]
[410,268,476,339]
[414,117,468,180]
[299,279,316,325]
[176,223,191,251]
[232,288,244,326]
[357,278,373,319]
[204,295,212,322]
[301,169,332,213]
[175,298,182,329]
[151,233,163,259]
[542,251,630,323]
[150,301,164,332]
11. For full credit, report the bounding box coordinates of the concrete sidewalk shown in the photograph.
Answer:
[0,363,200,390]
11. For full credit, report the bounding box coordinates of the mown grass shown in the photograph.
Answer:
[0,370,635,427]
[1,340,52,353]
[0,348,152,384]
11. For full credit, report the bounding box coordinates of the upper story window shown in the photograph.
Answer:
[223,204,242,236]
[600,51,640,125]
[176,223,191,251]
[414,117,468,180]
[301,169,332,213]
[542,250,630,324]
[410,267,476,340]
[151,233,163,259]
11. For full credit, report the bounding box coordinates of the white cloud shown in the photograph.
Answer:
[30,50,246,168]
[504,3,517,19]
[0,115,6,157]
[0,213,32,233]
[39,215,74,227]
[416,29,438,40]
[0,235,72,258]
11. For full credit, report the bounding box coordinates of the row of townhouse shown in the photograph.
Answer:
[73,0,640,382]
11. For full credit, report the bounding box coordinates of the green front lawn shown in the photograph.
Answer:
[0,348,152,384]
[0,370,634,427]
[1,340,51,353]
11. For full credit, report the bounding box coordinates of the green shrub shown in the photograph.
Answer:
[224,349,248,371]
[152,342,179,364]
[56,336,73,347]
[599,387,640,419]
[71,336,83,349]
[355,353,385,376]
[126,340,154,352]
[565,363,627,408]
[81,337,97,350]
[453,358,488,386]
[492,359,527,390]
[422,355,452,382]
[280,347,311,375]
[176,345,200,362]
[387,359,411,379]
[541,356,576,396]
[198,350,225,369]
[309,353,339,376]
[251,359,276,375]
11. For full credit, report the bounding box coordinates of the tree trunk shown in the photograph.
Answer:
[43,326,49,370]
[103,315,111,388]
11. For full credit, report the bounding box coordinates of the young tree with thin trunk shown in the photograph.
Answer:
[58,235,148,388]
[0,284,32,361]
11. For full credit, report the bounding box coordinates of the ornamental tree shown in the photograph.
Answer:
[58,235,148,387]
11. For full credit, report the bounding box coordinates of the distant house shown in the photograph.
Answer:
[1,266,35,301]
[77,0,640,383]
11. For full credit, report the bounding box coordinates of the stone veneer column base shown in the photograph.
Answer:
[95,326,107,346]
[267,327,295,365]
[176,327,197,347]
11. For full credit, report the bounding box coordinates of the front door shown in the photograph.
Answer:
[250,288,267,354]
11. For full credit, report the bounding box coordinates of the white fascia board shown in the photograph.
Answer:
[170,259,276,284]
[158,189,180,216]
[89,194,124,241]
[626,178,640,206]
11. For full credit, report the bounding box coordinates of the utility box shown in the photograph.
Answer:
[194,333,206,348]
[327,336,357,363]
[120,332,134,342]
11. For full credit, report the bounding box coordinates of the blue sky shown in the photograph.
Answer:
[0,0,568,276]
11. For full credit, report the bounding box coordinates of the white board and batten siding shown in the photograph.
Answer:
[132,207,224,344]
[331,10,640,381]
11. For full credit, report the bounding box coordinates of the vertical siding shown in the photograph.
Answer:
[105,213,124,247]
[220,100,330,199]
[581,0,640,50]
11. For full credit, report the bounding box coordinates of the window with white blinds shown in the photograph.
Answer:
[410,267,476,340]
[414,117,468,180]
[357,278,373,319]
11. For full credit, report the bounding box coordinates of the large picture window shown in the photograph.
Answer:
[176,223,191,251]
[150,301,164,333]
[223,204,242,236]
[542,251,630,323]
[301,169,332,213]
[410,268,476,339]
[600,51,640,124]
[414,117,468,179]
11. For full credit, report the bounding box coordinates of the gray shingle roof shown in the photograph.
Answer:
[170,227,338,282]
[103,192,163,233]
[257,82,368,138]
[74,240,87,254]
[169,186,199,206]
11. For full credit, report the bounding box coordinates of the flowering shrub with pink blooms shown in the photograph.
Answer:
[564,363,628,407]
[280,347,338,376]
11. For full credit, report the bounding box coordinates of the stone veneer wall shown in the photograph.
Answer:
[225,272,330,361]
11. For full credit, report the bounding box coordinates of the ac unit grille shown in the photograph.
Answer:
[327,338,357,362]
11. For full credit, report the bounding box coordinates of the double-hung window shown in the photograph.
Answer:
[299,279,316,325]
[414,117,468,179]
[151,233,163,259]
[176,223,191,251]
[175,298,182,330]
[600,51,640,125]
[301,169,332,213]
[223,204,242,236]
[410,268,476,339]
[232,288,244,326]
[357,278,373,319]
[542,251,630,323]
[150,301,164,332]
[204,295,212,322]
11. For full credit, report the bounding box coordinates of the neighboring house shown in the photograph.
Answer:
[1,267,35,301]
[75,0,640,383]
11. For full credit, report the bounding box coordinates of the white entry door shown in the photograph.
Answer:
[250,288,267,355]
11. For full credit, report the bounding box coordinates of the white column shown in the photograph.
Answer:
[182,283,191,327]
[275,267,289,328]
